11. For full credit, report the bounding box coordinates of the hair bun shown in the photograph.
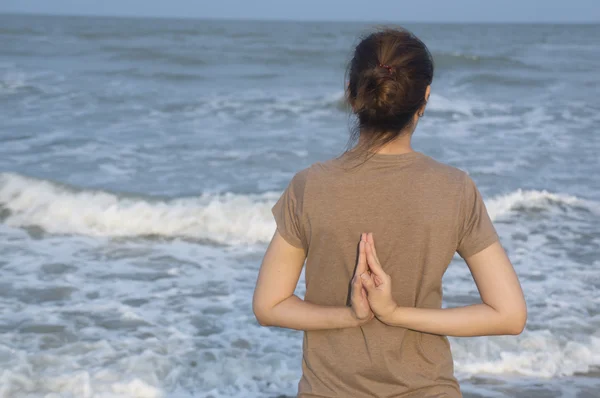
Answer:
[355,66,406,123]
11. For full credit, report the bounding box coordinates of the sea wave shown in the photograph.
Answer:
[0,173,278,244]
[0,71,29,94]
[167,91,347,122]
[1,172,596,243]
[433,51,536,70]
[104,46,207,66]
[75,27,205,41]
[0,330,597,398]
[457,73,547,88]
[166,91,499,122]
[485,189,594,221]
[0,69,64,96]
[453,331,600,379]
[92,68,207,82]
[426,93,480,116]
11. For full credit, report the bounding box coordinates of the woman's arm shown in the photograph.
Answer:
[253,231,373,331]
[360,233,527,337]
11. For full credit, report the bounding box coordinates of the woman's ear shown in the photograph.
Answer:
[346,84,357,113]
[417,85,431,118]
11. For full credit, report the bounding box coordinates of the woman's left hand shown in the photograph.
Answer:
[360,233,398,321]
[349,234,375,324]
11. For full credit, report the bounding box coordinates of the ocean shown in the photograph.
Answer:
[0,13,599,398]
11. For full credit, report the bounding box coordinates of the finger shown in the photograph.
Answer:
[367,233,378,257]
[366,233,381,265]
[350,275,361,301]
[355,240,367,276]
[365,241,387,278]
[352,274,363,291]
[360,272,375,292]
[367,232,380,261]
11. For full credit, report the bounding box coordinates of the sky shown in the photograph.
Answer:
[1,0,599,23]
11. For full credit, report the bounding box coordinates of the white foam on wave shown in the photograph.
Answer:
[185,91,499,123]
[0,233,301,398]
[453,331,600,379]
[1,173,596,243]
[183,90,347,124]
[0,342,165,398]
[0,173,278,245]
[2,333,599,398]
[484,188,591,222]
[0,71,27,94]
[427,93,477,116]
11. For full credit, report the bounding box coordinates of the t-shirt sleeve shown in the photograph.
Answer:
[271,169,309,252]
[457,173,499,259]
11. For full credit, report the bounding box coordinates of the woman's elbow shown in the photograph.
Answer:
[252,301,274,327]
[508,314,527,335]
[254,312,272,327]
[504,305,527,335]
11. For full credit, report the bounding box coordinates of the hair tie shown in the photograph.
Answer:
[378,63,393,74]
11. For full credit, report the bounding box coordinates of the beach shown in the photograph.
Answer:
[0,14,599,398]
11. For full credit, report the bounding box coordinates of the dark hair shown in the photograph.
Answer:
[345,27,434,157]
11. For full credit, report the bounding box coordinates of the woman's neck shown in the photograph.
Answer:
[358,132,414,155]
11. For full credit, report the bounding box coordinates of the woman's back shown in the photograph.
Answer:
[273,150,498,397]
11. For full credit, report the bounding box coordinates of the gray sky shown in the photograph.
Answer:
[1,0,599,23]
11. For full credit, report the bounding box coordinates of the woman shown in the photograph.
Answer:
[253,27,527,398]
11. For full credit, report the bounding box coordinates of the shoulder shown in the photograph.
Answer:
[285,164,319,202]
[288,166,312,190]
[308,154,344,173]
[292,154,345,183]
[417,154,469,186]
[286,155,346,199]
[418,156,488,213]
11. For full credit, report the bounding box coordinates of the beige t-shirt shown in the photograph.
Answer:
[272,151,499,398]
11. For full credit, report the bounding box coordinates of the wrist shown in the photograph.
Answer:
[347,306,372,327]
[346,306,362,327]
[377,303,399,325]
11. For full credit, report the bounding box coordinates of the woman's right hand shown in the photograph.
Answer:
[350,234,374,324]
[360,233,398,321]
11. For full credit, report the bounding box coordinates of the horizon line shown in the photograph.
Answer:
[1,11,599,25]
